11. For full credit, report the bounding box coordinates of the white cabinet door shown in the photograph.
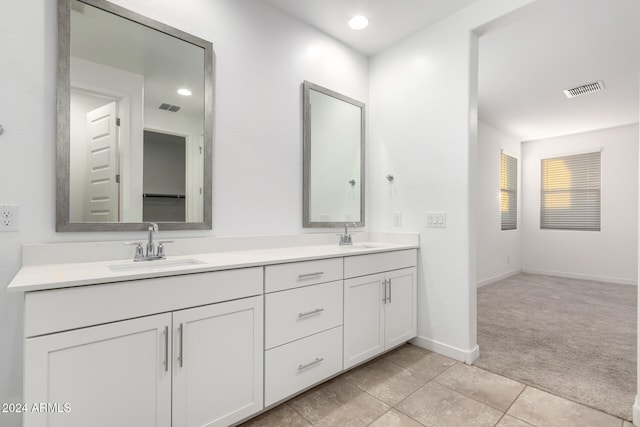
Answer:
[172,295,263,427]
[24,313,172,427]
[384,267,417,349]
[343,273,385,369]
[344,267,417,369]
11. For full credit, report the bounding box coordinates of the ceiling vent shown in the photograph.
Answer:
[159,103,181,112]
[563,80,605,99]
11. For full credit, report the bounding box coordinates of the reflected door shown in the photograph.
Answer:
[85,101,119,221]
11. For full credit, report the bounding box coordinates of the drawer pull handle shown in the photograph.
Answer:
[298,308,324,318]
[298,271,324,279]
[298,357,324,371]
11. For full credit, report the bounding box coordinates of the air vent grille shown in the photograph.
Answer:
[159,103,182,112]
[563,80,605,98]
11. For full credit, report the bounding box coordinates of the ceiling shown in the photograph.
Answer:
[269,0,640,142]
[268,0,479,56]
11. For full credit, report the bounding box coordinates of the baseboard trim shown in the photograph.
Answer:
[522,268,637,286]
[411,336,480,364]
[633,395,640,425]
[477,269,522,288]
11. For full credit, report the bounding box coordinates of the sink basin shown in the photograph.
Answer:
[339,244,384,250]
[108,258,205,272]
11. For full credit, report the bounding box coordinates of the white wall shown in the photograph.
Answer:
[477,121,522,286]
[369,0,536,361]
[522,124,639,285]
[0,1,367,425]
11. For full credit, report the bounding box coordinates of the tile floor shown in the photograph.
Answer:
[241,343,633,427]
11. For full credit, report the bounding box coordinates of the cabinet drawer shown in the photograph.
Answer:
[265,280,343,349]
[344,249,417,279]
[265,326,342,407]
[265,258,343,293]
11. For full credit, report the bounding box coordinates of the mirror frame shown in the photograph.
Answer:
[302,81,365,228]
[56,0,213,231]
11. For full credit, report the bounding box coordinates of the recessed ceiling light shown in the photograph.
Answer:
[348,15,368,30]
[177,88,192,96]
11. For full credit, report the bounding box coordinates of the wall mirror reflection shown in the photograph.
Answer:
[303,81,365,228]
[57,0,213,231]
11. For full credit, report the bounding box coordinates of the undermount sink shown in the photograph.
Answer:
[339,244,384,250]
[108,258,205,272]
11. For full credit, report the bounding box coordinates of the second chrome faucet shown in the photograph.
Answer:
[338,222,357,246]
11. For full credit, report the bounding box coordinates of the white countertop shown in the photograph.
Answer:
[7,242,418,293]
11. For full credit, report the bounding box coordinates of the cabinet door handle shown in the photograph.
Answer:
[163,326,169,373]
[298,308,324,318]
[178,323,184,368]
[382,279,388,303]
[298,357,324,371]
[298,271,324,279]
[388,278,392,303]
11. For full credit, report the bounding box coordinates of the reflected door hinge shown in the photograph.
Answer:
[116,174,120,183]
[116,117,121,126]
[199,187,202,195]
[199,146,203,155]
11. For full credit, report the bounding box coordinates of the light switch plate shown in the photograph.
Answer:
[426,212,446,228]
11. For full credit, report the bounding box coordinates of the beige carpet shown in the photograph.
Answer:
[475,273,636,421]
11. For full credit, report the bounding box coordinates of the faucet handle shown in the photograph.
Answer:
[124,242,144,259]
[156,240,173,258]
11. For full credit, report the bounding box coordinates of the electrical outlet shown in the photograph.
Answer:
[393,212,402,227]
[0,205,19,232]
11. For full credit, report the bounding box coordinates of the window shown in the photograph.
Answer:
[501,152,517,230]
[540,151,600,231]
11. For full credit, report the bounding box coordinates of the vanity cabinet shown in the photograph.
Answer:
[23,268,264,427]
[343,250,417,369]
[16,245,419,426]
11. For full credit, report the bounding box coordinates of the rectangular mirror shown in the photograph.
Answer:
[57,0,213,231]
[303,81,365,228]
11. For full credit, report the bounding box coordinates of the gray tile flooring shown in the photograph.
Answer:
[241,344,630,427]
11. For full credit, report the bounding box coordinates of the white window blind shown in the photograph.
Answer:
[501,153,517,231]
[540,151,601,231]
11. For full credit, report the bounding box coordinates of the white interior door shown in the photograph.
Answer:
[85,101,119,221]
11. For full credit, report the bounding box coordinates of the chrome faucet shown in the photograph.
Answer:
[337,222,356,246]
[126,223,172,261]
[146,223,158,257]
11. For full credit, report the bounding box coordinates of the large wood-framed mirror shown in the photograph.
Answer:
[56,0,213,231]
[303,81,365,228]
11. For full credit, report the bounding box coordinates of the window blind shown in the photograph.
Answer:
[540,151,600,231]
[501,153,517,230]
